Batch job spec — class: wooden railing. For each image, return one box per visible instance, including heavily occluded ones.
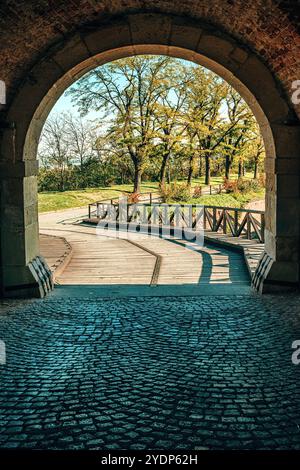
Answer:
[203,206,265,243]
[88,184,225,218]
[87,201,265,243]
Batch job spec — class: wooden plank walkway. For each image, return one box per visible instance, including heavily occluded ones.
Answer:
[39,234,72,277]
[40,225,250,287]
[204,231,265,277]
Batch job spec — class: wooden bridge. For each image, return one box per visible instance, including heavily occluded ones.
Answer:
[87,201,265,243]
[39,202,265,296]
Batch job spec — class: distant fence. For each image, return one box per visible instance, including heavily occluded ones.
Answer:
[87,199,265,243]
[196,184,223,195]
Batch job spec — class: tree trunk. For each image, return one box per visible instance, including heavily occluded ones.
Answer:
[133,165,142,193]
[199,155,203,177]
[205,155,211,185]
[160,155,169,187]
[225,155,231,180]
[60,167,65,192]
[253,159,258,179]
[167,163,171,184]
[238,160,243,179]
[187,155,194,186]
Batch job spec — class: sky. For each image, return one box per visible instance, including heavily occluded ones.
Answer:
[49,89,99,120]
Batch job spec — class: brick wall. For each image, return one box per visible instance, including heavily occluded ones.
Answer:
[0,0,299,117]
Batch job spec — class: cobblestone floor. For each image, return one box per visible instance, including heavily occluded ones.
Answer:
[0,293,300,450]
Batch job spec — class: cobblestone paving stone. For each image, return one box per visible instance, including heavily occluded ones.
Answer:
[0,293,300,450]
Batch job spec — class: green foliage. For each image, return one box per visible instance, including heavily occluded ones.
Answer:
[38,168,66,192]
[223,177,264,194]
[159,183,191,203]
[38,158,134,192]
[189,194,243,208]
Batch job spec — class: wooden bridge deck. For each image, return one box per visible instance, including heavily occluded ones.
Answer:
[40,224,250,288]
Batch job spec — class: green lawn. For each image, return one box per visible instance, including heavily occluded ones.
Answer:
[183,189,265,209]
[38,175,264,213]
[38,183,159,212]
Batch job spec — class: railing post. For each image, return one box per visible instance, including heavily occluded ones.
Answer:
[261,213,265,243]
[223,209,227,234]
[88,204,91,219]
[210,185,212,195]
[247,213,251,239]
[234,210,238,236]
[212,207,217,231]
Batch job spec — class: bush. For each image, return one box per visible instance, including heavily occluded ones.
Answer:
[192,186,203,198]
[223,177,263,194]
[127,192,141,204]
[159,183,191,203]
[38,168,74,192]
[223,179,239,194]
[237,179,252,192]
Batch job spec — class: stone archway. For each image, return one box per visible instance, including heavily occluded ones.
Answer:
[0,13,299,297]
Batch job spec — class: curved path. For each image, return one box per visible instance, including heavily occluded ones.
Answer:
[39,207,250,296]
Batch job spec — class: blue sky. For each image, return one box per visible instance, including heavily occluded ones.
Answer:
[49,90,100,120]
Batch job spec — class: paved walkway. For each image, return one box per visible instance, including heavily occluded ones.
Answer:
[0,293,300,450]
[1,207,298,450]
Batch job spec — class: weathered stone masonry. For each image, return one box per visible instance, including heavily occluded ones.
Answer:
[0,1,299,296]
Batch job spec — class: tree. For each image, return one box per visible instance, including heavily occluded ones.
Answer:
[252,137,265,179]
[38,55,266,193]
[68,55,177,192]
[221,89,254,180]
[242,129,265,179]
[153,64,193,187]
[184,68,229,185]
[38,114,71,191]
[65,114,96,174]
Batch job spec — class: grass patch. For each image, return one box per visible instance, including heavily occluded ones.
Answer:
[38,183,159,213]
[181,189,265,209]
[38,177,264,213]
[185,194,243,208]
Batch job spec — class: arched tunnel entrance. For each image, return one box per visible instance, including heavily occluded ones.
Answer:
[1,13,300,297]
[1,3,300,454]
